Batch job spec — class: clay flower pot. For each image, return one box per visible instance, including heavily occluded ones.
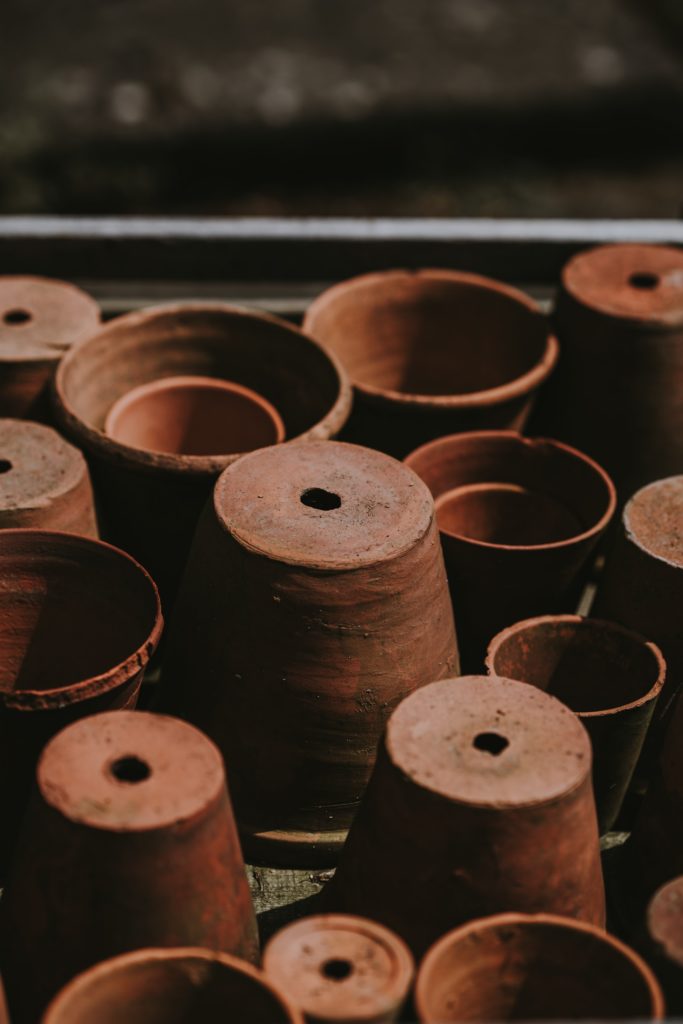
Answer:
[160,440,459,865]
[54,303,351,610]
[0,529,161,876]
[415,913,664,1023]
[644,877,683,1016]
[486,615,665,833]
[405,431,616,671]
[0,276,100,421]
[327,676,605,957]
[263,914,414,1024]
[1,710,259,1024]
[303,269,559,458]
[42,948,303,1024]
[0,419,97,535]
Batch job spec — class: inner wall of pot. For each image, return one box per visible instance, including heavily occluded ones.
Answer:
[305,275,549,396]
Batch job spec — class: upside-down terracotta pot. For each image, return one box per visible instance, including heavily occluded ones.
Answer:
[531,244,683,500]
[263,915,414,1024]
[486,615,665,833]
[42,948,303,1024]
[0,419,97,535]
[0,276,100,421]
[0,529,161,876]
[303,269,559,458]
[1,710,259,1024]
[54,303,351,610]
[415,913,664,1023]
[644,877,683,1015]
[404,432,616,671]
[160,440,459,865]
[326,676,604,957]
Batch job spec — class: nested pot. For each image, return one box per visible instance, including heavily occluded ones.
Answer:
[263,914,414,1024]
[303,269,559,458]
[486,615,665,833]
[0,529,161,876]
[1,711,259,1024]
[53,303,352,610]
[326,676,605,957]
[415,913,664,1023]
[644,877,683,1016]
[42,948,303,1024]
[160,440,459,865]
[404,431,616,671]
[0,276,100,420]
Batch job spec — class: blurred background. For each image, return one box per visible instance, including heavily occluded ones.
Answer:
[1,0,682,218]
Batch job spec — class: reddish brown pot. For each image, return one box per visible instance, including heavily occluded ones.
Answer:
[303,269,559,458]
[644,877,683,1015]
[326,676,604,957]
[42,948,303,1024]
[486,615,665,833]
[405,431,616,671]
[0,276,100,421]
[160,440,459,865]
[54,303,351,611]
[263,915,414,1024]
[415,913,664,1023]
[0,529,161,876]
[530,244,683,500]
[0,419,98,535]
[1,710,259,1024]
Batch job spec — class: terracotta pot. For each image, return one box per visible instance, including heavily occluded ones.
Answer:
[42,948,303,1024]
[530,243,683,500]
[0,529,161,876]
[0,276,100,421]
[160,440,458,865]
[644,877,683,1016]
[54,303,351,611]
[0,419,97,535]
[263,914,414,1024]
[415,913,664,1023]
[1,710,259,1024]
[303,269,559,458]
[326,676,604,957]
[404,431,616,671]
[105,375,285,455]
[486,614,665,833]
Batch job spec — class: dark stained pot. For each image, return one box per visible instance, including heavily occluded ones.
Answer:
[644,877,683,1016]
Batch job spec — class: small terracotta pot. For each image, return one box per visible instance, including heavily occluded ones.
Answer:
[0,529,162,876]
[105,375,285,456]
[531,243,683,500]
[486,615,665,833]
[54,303,351,610]
[0,419,98,535]
[42,948,303,1024]
[303,269,559,458]
[644,877,683,1015]
[415,913,664,1023]
[405,432,616,671]
[0,276,100,421]
[263,915,414,1024]
[160,440,459,865]
[327,676,604,957]
[1,710,259,1024]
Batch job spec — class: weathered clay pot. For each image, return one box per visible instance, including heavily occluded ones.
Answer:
[105,375,285,455]
[42,948,303,1024]
[486,615,665,833]
[0,419,98,535]
[415,913,664,1023]
[0,529,161,876]
[263,914,414,1024]
[1,710,259,1024]
[303,269,559,458]
[405,431,616,670]
[327,676,604,957]
[644,877,683,1016]
[531,243,683,500]
[54,303,351,610]
[0,276,100,420]
[160,440,459,865]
